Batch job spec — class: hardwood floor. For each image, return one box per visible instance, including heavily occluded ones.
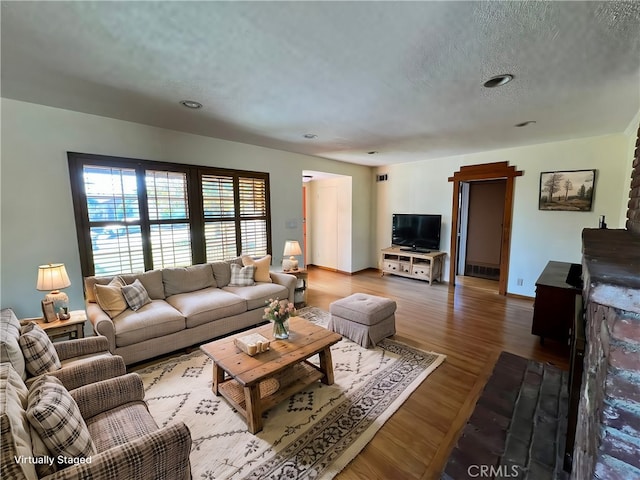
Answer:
[306,266,569,480]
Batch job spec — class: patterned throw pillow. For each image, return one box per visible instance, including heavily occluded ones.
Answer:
[94,276,127,318]
[229,264,256,287]
[26,375,96,467]
[19,323,61,376]
[242,254,273,283]
[121,279,151,311]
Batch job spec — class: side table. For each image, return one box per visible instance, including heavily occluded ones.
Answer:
[279,269,308,308]
[20,310,87,341]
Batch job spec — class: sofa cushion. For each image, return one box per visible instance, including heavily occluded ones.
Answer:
[94,276,128,318]
[229,264,256,286]
[120,270,166,300]
[166,287,247,329]
[19,322,62,376]
[242,254,273,283]
[86,401,158,452]
[113,300,185,348]
[85,269,165,303]
[210,257,243,288]
[0,363,37,480]
[26,375,96,466]
[1,308,26,379]
[122,279,152,311]
[162,264,216,296]
[223,282,290,310]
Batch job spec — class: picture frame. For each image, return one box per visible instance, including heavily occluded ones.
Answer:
[539,169,596,211]
[41,300,57,323]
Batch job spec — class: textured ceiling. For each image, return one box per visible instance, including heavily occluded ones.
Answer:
[2,1,639,167]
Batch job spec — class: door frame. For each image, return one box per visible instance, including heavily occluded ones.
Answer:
[448,162,523,295]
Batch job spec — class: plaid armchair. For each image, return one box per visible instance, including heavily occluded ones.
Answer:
[60,373,192,480]
[1,308,125,391]
[40,336,126,391]
[1,364,191,480]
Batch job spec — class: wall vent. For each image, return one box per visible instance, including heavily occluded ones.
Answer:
[376,174,388,182]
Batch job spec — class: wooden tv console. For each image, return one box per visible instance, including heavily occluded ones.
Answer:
[380,247,446,285]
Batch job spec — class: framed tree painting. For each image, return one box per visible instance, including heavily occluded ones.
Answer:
[539,169,596,211]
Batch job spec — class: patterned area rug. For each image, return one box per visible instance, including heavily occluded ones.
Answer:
[135,307,445,480]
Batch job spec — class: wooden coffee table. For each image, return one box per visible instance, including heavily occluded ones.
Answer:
[200,316,341,433]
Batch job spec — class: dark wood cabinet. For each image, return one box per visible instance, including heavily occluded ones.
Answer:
[532,261,582,344]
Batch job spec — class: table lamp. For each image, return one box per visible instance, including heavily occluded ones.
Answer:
[282,241,302,271]
[37,263,71,319]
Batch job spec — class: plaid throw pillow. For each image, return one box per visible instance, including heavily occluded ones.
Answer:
[229,264,256,286]
[26,375,96,467]
[19,323,61,376]
[121,279,151,311]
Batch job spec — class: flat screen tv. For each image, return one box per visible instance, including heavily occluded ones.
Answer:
[392,214,441,251]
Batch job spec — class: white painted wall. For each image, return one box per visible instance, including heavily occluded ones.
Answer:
[1,98,371,317]
[2,97,635,317]
[375,132,635,297]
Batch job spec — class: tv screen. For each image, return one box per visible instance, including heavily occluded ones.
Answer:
[392,214,441,251]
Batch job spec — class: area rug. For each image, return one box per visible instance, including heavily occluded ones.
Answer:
[135,307,446,480]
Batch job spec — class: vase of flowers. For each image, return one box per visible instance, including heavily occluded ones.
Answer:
[264,298,295,339]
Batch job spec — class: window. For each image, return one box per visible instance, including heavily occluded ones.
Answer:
[69,153,271,277]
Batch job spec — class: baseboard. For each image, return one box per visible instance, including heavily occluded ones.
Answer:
[506,292,534,301]
[306,264,377,276]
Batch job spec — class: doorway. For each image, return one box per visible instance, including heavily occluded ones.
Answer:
[302,170,353,272]
[448,162,523,295]
[458,179,506,283]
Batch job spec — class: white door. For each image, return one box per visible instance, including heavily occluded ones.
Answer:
[315,185,338,269]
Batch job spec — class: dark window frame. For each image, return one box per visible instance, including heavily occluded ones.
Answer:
[68,152,272,277]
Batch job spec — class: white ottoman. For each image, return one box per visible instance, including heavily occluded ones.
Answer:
[328,293,397,348]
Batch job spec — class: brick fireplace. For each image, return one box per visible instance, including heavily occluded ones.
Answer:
[572,127,640,479]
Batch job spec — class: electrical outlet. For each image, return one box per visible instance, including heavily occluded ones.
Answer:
[517,278,524,286]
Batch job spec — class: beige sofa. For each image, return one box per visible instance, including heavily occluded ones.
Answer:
[86,258,296,365]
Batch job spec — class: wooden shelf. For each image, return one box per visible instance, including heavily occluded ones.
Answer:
[217,361,324,415]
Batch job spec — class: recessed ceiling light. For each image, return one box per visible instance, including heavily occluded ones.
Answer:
[303,133,318,139]
[180,100,203,109]
[483,74,514,88]
[367,151,378,155]
[514,120,536,127]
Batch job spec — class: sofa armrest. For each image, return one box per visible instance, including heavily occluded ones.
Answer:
[71,373,145,420]
[54,336,110,361]
[44,422,192,480]
[270,272,297,302]
[46,355,127,391]
[86,302,116,353]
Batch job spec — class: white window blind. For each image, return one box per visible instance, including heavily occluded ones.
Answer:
[146,170,192,268]
[83,165,144,275]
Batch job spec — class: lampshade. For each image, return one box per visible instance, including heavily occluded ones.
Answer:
[37,264,71,320]
[282,241,302,271]
[283,241,303,257]
[36,264,71,291]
